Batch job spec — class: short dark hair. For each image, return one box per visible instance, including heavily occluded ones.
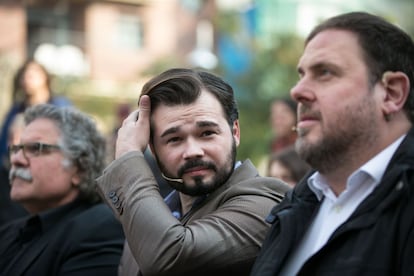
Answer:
[307,12,414,122]
[140,68,239,141]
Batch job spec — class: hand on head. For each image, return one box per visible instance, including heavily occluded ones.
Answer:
[115,95,151,158]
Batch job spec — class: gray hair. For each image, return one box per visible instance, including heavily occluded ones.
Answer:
[24,104,106,203]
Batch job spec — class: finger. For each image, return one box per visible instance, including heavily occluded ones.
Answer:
[123,109,140,125]
[137,95,151,123]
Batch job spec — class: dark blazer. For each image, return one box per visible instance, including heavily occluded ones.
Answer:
[251,128,414,276]
[0,199,125,276]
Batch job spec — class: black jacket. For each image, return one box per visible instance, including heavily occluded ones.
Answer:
[251,128,414,276]
[0,199,125,276]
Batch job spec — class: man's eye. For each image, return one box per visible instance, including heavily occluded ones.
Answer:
[167,137,181,143]
[320,68,330,75]
[25,143,41,154]
[201,130,215,137]
[319,68,334,78]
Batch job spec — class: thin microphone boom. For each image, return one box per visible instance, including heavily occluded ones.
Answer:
[161,173,184,183]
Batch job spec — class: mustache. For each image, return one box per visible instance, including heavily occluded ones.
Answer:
[9,167,33,182]
[298,105,321,120]
[178,159,216,177]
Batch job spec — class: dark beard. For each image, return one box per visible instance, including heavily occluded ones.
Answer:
[296,94,378,173]
[157,140,237,196]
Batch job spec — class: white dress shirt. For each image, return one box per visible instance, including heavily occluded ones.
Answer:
[280,135,405,276]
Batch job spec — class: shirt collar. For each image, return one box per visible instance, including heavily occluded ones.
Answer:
[36,197,85,232]
[359,135,405,183]
[308,134,406,201]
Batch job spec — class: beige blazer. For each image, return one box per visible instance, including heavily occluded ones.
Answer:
[97,151,290,276]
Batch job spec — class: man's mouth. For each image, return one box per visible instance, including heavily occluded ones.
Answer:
[183,166,209,177]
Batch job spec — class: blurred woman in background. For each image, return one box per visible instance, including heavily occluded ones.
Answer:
[0,59,71,170]
[269,98,297,153]
[267,146,311,187]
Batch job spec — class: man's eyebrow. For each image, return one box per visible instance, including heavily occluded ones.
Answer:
[160,121,220,138]
[310,62,329,71]
[160,126,180,138]
[297,61,336,76]
[197,120,220,128]
[308,61,339,71]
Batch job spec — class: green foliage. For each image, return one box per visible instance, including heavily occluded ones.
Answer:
[233,33,304,165]
[51,76,130,135]
[238,33,303,102]
[214,10,244,37]
[236,102,272,164]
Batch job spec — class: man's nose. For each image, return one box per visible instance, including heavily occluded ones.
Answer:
[290,78,315,104]
[182,138,204,159]
[9,148,30,166]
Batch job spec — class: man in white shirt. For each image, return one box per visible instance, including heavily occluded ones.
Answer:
[251,11,414,276]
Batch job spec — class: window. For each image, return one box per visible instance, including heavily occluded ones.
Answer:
[114,15,143,49]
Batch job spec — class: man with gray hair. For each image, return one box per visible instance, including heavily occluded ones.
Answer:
[0,104,125,275]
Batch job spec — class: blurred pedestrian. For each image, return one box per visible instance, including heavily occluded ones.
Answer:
[267,146,311,187]
[0,59,71,172]
[269,97,297,153]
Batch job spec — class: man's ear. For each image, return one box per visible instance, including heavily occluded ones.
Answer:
[380,71,410,117]
[71,172,81,187]
[232,120,241,146]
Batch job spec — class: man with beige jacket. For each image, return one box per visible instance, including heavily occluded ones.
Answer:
[97,68,290,276]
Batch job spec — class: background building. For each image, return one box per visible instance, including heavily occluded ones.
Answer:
[0,0,216,125]
[0,0,413,165]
